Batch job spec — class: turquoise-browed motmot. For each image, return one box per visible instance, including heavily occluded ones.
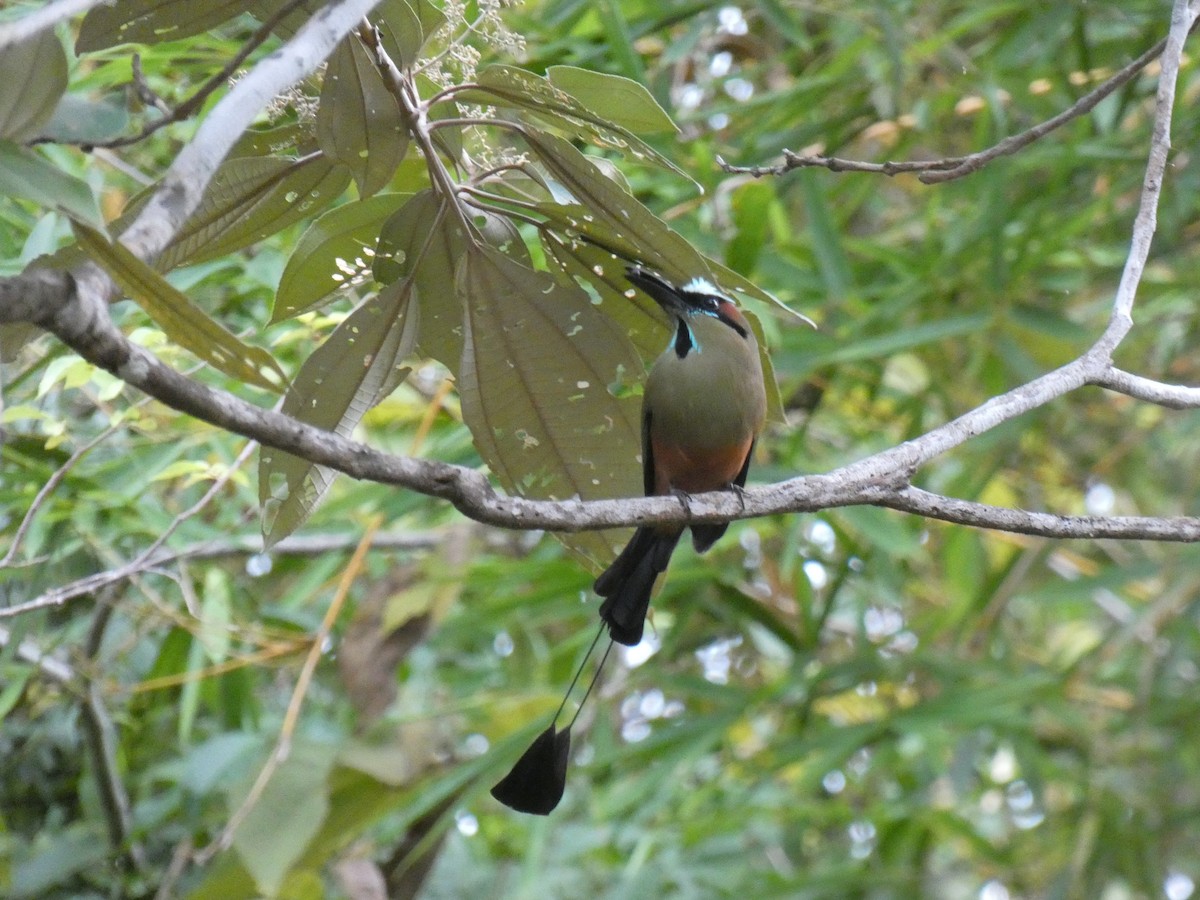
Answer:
[491,266,767,814]
[596,266,767,645]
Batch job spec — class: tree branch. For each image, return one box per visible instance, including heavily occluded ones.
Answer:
[718,29,1176,185]
[0,0,383,325]
[874,486,1200,541]
[3,1,1200,626]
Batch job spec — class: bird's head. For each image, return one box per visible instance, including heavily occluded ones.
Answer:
[625,266,749,338]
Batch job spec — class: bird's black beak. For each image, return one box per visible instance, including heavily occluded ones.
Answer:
[625,266,687,316]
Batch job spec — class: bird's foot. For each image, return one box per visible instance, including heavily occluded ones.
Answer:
[669,487,694,520]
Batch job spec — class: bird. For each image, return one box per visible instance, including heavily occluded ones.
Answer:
[491,265,767,815]
[595,266,767,646]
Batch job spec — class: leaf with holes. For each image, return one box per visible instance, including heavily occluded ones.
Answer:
[524,129,706,282]
[274,192,411,322]
[73,221,286,392]
[260,279,416,545]
[76,0,250,50]
[457,65,686,178]
[457,246,642,562]
[546,65,676,135]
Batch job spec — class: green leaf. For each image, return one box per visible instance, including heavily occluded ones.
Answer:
[460,65,687,178]
[528,129,807,325]
[546,65,677,134]
[726,180,774,275]
[0,142,104,231]
[199,569,233,663]
[260,280,416,545]
[777,314,991,376]
[72,221,287,391]
[800,170,853,300]
[76,0,250,50]
[274,192,411,322]
[457,245,643,562]
[0,668,32,723]
[376,0,425,69]
[10,824,112,898]
[0,28,67,141]
[230,742,337,897]
[157,154,351,271]
[524,129,707,284]
[316,34,409,198]
[539,228,665,363]
[373,190,468,367]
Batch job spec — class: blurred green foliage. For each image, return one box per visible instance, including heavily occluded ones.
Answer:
[3,1,1200,898]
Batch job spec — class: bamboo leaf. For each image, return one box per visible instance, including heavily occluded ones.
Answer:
[0,142,104,231]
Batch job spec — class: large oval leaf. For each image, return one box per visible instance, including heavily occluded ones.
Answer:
[456,246,643,562]
[76,0,250,51]
[376,0,426,70]
[316,34,409,198]
[546,65,677,135]
[457,65,686,178]
[374,190,469,368]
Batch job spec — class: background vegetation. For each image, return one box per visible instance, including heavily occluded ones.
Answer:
[3,1,1200,898]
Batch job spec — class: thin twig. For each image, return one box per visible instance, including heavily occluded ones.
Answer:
[1,419,124,568]
[39,0,317,150]
[0,442,256,618]
[874,486,1200,541]
[79,588,145,872]
[719,33,1171,185]
[1099,0,1199,344]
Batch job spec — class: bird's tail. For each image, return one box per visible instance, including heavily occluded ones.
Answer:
[595,526,681,646]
